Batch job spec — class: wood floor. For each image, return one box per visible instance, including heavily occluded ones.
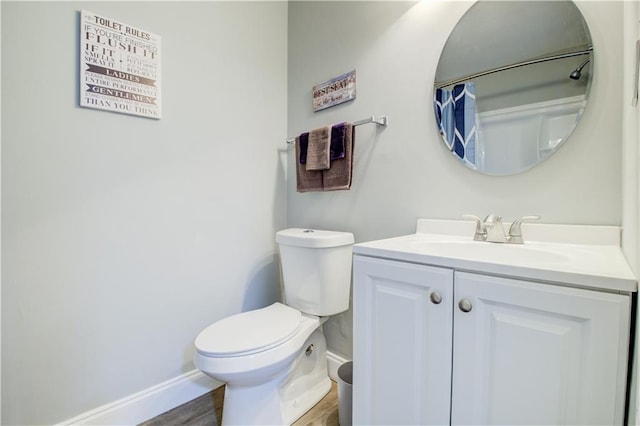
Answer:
[139,381,339,426]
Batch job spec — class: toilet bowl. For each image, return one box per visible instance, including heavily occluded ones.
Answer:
[193,228,354,425]
[194,303,331,425]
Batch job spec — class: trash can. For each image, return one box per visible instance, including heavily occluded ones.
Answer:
[337,361,353,426]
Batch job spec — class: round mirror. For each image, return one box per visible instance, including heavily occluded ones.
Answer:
[433,0,593,175]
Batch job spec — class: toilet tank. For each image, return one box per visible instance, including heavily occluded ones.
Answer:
[276,228,354,316]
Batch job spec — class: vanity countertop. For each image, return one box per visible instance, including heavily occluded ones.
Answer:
[353,219,637,293]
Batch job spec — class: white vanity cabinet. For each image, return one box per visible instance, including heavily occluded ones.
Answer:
[353,256,454,425]
[353,255,632,425]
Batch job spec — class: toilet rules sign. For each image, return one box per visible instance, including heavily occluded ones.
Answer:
[80,10,162,119]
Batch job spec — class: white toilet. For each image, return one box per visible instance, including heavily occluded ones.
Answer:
[193,228,354,425]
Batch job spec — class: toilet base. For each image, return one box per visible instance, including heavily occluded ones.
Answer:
[283,376,331,424]
[221,329,330,425]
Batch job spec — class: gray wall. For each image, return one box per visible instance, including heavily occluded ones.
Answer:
[2,2,287,424]
[287,1,623,357]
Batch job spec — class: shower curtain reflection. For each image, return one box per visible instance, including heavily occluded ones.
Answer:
[434,82,477,168]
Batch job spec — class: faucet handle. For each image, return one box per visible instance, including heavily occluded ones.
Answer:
[508,215,541,244]
[463,214,486,241]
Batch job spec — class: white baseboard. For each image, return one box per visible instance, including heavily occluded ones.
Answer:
[327,349,351,382]
[56,370,221,426]
[56,350,350,425]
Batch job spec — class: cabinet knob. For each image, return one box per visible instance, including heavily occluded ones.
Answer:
[458,299,473,312]
[430,292,442,304]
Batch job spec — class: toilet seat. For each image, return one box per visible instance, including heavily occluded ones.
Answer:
[195,303,302,357]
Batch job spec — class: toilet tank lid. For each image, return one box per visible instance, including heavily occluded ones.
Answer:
[276,228,354,248]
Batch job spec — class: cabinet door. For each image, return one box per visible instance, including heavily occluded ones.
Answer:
[353,256,454,425]
[452,272,631,426]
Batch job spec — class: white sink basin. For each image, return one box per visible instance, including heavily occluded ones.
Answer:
[406,239,572,264]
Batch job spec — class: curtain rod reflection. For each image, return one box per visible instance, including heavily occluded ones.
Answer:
[434,47,593,89]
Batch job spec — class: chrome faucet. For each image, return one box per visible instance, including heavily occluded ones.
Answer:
[464,214,541,244]
[484,214,507,243]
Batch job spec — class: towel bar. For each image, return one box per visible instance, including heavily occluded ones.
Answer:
[286,115,388,144]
